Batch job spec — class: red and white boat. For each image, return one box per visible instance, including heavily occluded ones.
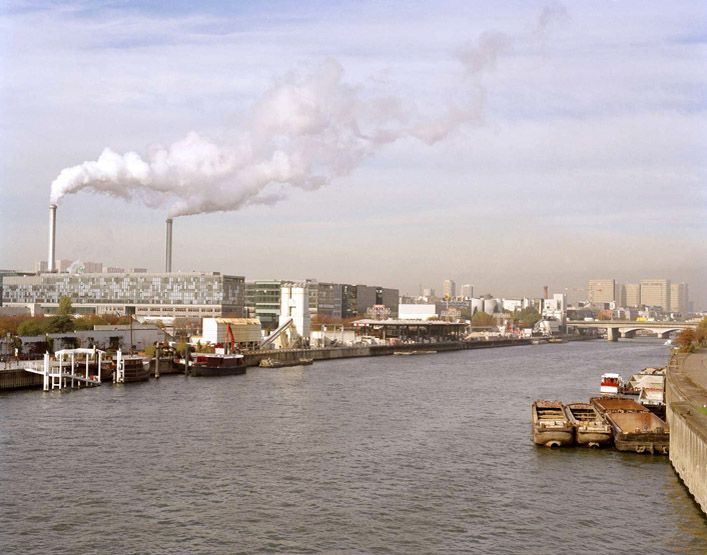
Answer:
[600,373,623,395]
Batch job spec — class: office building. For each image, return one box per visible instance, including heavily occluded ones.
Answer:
[461,284,474,299]
[670,282,689,314]
[625,283,641,307]
[443,279,456,299]
[1,272,245,318]
[640,279,671,311]
[614,283,626,308]
[245,280,283,331]
[587,279,615,304]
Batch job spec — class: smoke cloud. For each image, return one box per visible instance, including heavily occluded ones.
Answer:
[49,5,566,218]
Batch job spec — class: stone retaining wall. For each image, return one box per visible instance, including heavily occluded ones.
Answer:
[665,351,707,515]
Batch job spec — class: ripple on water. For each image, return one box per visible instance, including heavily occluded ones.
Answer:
[1,341,706,554]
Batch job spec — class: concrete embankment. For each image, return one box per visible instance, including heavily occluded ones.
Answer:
[2,336,563,391]
[666,351,707,515]
[245,338,531,366]
[0,367,44,391]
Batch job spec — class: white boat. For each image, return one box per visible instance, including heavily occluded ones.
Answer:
[600,372,623,395]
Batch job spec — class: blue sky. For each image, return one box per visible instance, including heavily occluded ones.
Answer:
[1,1,705,305]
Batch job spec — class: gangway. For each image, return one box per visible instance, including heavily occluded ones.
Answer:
[23,348,106,391]
[260,318,294,349]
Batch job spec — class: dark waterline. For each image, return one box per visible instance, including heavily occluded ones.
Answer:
[1,340,706,554]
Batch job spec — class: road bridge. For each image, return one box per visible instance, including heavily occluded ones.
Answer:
[566,320,696,341]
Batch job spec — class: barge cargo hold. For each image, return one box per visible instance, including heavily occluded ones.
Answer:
[564,402,612,447]
[604,411,670,454]
[590,397,648,416]
[532,400,574,447]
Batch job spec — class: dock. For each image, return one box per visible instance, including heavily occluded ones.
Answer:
[22,349,106,391]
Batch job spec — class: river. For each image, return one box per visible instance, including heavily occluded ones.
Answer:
[1,339,706,554]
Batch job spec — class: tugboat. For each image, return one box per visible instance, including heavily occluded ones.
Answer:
[190,323,247,377]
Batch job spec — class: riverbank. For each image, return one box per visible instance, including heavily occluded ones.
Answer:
[666,350,707,515]
[1,335,597,392]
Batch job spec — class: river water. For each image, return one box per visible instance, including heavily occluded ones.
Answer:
[1,340,706,554]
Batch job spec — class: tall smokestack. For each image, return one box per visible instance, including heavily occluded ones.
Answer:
[48,204,57,272]
[165,218,173,272]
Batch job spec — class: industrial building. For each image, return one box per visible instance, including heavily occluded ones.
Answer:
[352,319,466,342]
[1,272,246,318]
[200,317,262,350]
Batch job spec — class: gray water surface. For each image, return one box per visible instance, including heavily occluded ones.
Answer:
[1,340,706,554]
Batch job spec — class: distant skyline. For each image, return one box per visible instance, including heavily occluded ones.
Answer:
[1,1,705,307]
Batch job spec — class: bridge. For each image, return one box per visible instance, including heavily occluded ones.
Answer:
[566,320,696,341]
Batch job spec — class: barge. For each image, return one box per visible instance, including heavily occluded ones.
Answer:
[190,353,246,377]
[259,357,313,368]
[590,397,669,454]
[532,400,574,447]
[564,402,612,447]
[604,411,669,454]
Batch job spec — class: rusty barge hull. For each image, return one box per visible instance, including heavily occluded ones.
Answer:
[532,400,574,447]
[565,403,612,447]
[605,411,669,455]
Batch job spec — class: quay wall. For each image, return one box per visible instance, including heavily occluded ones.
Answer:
[666,351,707,515]
[1,338,540,390]
[0,368,44,390]
[245,338,531,366]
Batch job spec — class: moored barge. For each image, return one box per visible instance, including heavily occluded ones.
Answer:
[564,402,612,447]
[532,400,574,447]
[604,411,669,454]
[190,353,246,377]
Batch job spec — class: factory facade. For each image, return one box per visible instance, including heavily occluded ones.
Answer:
[1,272,246,318]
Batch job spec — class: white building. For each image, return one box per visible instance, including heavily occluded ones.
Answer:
[280,282,311,341]
[398,304,437,320]
[541,293,567,323]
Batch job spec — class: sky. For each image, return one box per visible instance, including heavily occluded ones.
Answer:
[1,1,705,306]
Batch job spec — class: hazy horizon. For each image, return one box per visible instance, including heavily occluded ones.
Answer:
[1,1,705,307]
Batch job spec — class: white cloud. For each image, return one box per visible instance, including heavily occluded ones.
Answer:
[0,1,705,305]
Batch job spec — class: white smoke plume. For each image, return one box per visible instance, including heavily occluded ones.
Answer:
[49,5,566,218]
